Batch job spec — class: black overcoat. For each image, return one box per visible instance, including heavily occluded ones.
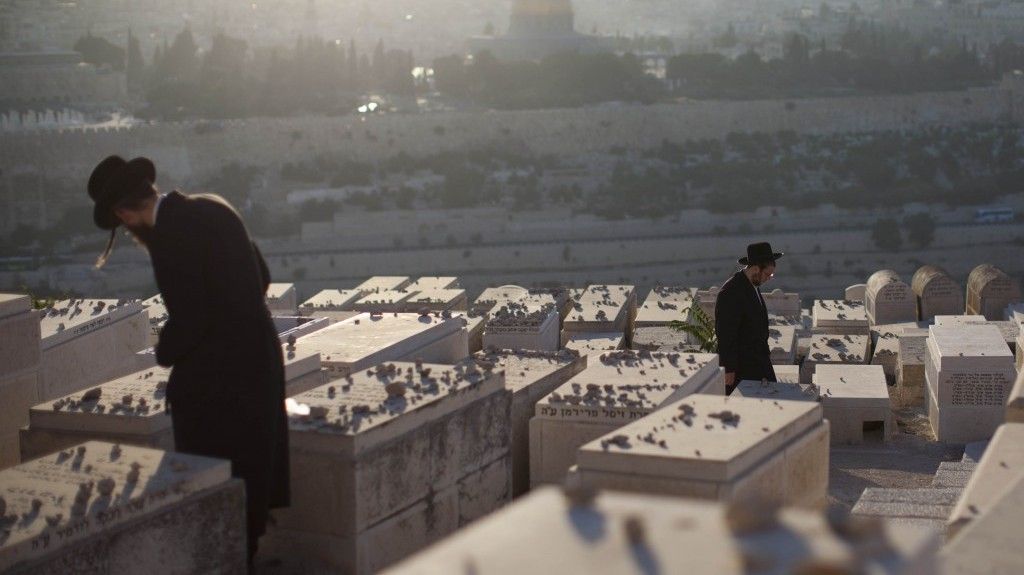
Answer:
[714,271,777,384]
[149,191,289,540]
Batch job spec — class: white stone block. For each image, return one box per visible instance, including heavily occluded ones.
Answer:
[800,334,870,384]
[762,288,801,318]
[635,286,694,326]
[266,282,298,314]
[948,423,1024,538]
[912,265,964,320]
[409,276,460,290]
[734,379,818,402]
[354,276,413,295]
[812,299,869,335]
[140,294,166,347]
[300,289,363,313]
[865,270,918,326]
[482,300,560,352]
[769,325,797,365]
[942,474,1024,575]
[561,331,625,356]
[563,285,637,341]
[814,364,893,444]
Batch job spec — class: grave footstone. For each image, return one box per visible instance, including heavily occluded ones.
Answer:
[473,349,586,496]
[912,265,964,320]
[471,286,530,316]
[800,334,870,384]
[266,360,511,574]
[926,325,1016,443]
[0,294,41,469]
[529,350,723,487]
[774,364,800,384]
[0,441,245,574]
[352,289,418,313]
[576,394,829,507]
[865,270,918,325]
[870,322,924,386]
[814,364,893,444]
[811,299,869,336]
[561,332,625,356]
[966,264,1022,321]
[947,423,1024,538]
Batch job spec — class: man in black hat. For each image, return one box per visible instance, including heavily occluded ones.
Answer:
[87,155,289,564]
[714,242,783,394]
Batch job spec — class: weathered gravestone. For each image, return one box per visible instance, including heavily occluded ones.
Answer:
[912,265,964,320]
[631,326,693,352]
[634,286,694,327]
[762,288,802,318]
[800,334,870,384]
[472,349,586,496]
[408,276,460,290]
[814,364,893,444]
[266,282,298,314]
[0,441,245,574]
[576,394,829,507]
[897,327,930,407]
[293,312,469,379]
[37,299,149,404]
[947,422,1024,538]
[471,286,529,316]
[769,325,797,365]
[926,324,1016,443]
[966,264,1022,321]
[0,294,41,469]
[482,298,560,352]
[404,289,469,312]
[266,361,511,574]
[942,474,1024,575]
[529,350,723,487]
[300,289,363,314]
[865,270,918,326]
[354,276,413,294]
[563,285,637,344]
[811,299,869,336]
[734,379,818,402]
[382,487,938,575]
[844,283,867,302]
[562,332,625,356]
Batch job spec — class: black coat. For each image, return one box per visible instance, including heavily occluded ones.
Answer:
[149,191,289,538]
[714,271,777,383]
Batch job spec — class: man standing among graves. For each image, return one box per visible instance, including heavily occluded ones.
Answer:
[715,242,782,394]
[86,156,289,564]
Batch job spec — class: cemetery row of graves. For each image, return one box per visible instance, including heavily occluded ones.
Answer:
[0,264,1022,573]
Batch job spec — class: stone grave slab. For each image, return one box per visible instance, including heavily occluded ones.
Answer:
[576,394,829,507]
[267,360,511,574]
[912,265,964,320]
[561,332,625,356]
[381,487,938,575]
[947,423,1024,538]
[811,299,869,335]
[845,283,867,302]
[694,287,720,319]
[352,289,418,313]
[21,348,323,460]
[935,315,1019,352]
[277,316,331,345]
[563,285,637,342]
[774,364,800,384]
[897,327,930,407]
[354,276,413,295]
[482,299,560,352]
[762,289,801,318]
[631,326,693,352]
[942,474,1024,575]
[635,286,694,326]
[734,379,818,402]
[769,325,797,365]
[865,270,918,326]
[403,288,469,312]
[0,295,41,469]
[409,276,460,290]
[529,350,722,487]
[266,282,298,314]
[0,293,31,320]
[926,324,1016,443]
[1017,332,1024,372]
[300,289,363,313]
[473,349,586,496]
[869,322,924,386]
[292,313,468,379]
[471,286,531,316]
[814,364,893,444]
[38,299,149,404]
[0,441,244,573]
[458,314,485,353]
[140,294,166,347]
[799,334,870,384]
[966,264,1022,321]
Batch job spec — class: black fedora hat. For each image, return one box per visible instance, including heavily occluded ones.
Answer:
[738,242,784,265]
[87,155,156,230]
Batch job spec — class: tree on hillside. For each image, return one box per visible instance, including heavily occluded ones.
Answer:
[871,218,903,252]
[903,212,936,248]
[74,34,125,70]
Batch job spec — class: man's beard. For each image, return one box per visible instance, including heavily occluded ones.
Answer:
[123,223,156,249]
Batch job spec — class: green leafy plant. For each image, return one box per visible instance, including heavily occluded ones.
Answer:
[668,303,717,353]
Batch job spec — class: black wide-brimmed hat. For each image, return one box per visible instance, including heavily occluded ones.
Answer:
[87,155,156,230]
[738,242,784,266]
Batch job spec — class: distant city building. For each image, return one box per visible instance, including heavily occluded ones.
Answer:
[467,0,609,61]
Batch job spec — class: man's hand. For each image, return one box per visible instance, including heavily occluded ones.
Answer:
[724,372,736,388]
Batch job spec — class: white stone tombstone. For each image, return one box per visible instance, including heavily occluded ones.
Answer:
[37,299,149,404]
[20,348,323,460]
[631,326,693,352]
[408,276,460,290]
[811,299,869,336]
[912,265,964,320]
[300,289,363,313]
[694,286,720,319]
[0,294,40,469]
[529,350,723,487]
[382,487,938,575]
[459,314,485,353]
[277,315,331,344]
[947,423,1024,538]
[561,332,625,356]
[734,379,818,402]
[774,364,801,384]
[800,334,870,384]
[926,325,1016,443]
[266,282,298,314]
[473,349,586,496]
[943,474,1024,575]
[352,289,418,313]
[576,394,829,507]
[482,299,560,352]
[293,313,469,379]
[471,285,530,316]
[354,276,413,295]
[844,283,867,302]
[635,286,694,326]
[140,294,166,347]
[934,315,1019,351]
[404,288,469,312]
[897,327,930,407]
[769,325,797,365]
[814,364,893,444]
[0,441,245,573]
[870,322,923,386]
[563,285,637,342]
[762,288,801,318]
[865,270,918,326]
[966,264,1022,321]
[267,361,511,574]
